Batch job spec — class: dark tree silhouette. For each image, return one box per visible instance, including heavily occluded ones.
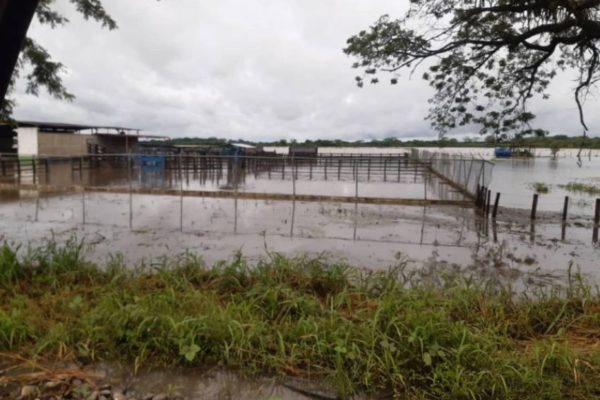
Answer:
[344,0,600,141]
[1,0,117,119]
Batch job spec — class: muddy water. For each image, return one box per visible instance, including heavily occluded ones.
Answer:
[0,191,598,286]
[265,147,600,215]
[91,364,327,400]
[0,157,466,202]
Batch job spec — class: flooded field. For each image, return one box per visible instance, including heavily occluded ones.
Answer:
[1,190,598,286]
[1,151,600,400]
[0,150,599,287]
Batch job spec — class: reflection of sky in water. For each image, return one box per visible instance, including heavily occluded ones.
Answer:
[491,157,600,214]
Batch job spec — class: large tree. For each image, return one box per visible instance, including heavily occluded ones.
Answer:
[0,0,117,120]
[344,0,600,141]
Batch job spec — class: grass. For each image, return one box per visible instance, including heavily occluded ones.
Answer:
[558,182,600,196]
[531,182,551,194]
[1,239,600,399]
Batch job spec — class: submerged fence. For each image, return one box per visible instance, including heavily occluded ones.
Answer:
[411,149,494,199]
[0,152,483,205]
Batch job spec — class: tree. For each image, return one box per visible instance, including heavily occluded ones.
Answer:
[344,1,600,141]
[0,0,117,120]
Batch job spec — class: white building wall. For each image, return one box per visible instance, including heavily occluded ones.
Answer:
[17,127,39,156]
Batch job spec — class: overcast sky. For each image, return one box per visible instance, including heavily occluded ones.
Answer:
[12,0,600,141]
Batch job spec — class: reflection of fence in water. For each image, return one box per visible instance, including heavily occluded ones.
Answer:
[0,153,472,201]
[411,149,494,198]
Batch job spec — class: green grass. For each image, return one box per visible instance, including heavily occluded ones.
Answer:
[531,182,551,194]
[558,182,600,196]
[1,239,600,399]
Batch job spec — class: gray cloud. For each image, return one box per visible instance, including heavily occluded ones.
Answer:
[12,0,600,140]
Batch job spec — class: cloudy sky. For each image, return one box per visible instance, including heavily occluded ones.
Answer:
[12,0,600,141]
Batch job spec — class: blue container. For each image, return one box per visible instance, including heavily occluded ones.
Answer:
[494,147,513,158]
[138,155,166,171]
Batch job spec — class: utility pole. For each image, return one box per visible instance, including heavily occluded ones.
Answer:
[0,0,41,104]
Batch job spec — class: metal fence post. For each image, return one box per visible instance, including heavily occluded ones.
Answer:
[180,153,184,232]
[128,153,133,230]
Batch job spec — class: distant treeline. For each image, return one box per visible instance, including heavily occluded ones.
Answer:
[147,135,600,149]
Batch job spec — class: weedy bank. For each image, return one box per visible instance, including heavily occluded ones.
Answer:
[0,239,599,399]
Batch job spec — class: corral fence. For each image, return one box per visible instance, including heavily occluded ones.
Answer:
[0,152,465,197]
[410,149,494,199]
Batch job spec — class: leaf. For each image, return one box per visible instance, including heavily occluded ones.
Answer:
[180,344,201,362]
[422,352,432,367]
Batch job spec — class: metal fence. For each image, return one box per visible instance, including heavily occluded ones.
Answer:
[411,149,494,198]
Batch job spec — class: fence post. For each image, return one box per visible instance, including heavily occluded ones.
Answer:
[234,188,238,234]
[531,193,539,220]
[593,199,600,243]
[0,158,5,176]
[562,196,569,222]
[32,156,37,183]
[128,153,133,230]
[34,193,39,222]
[492,192,501,219]
[82,187,86,225]
[180,153,184,232]
[486,189,492,216]
[354,162,359,240]
[423,169,428,201]
[384,158,388,182]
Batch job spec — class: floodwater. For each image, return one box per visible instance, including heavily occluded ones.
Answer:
[0,190,598,286]
[492,157,600,214]
[0,155,465,201]
[0,151,599,287]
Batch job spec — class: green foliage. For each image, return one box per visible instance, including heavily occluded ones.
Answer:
[0,241,599,398]
[344,1,600,137]
[1,0,118,118]
[558,182,600,196]
[153,134,600,150]
[531,182,551,194]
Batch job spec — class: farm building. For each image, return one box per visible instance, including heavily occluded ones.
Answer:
[289,145,318,158]
[0,121,167,156]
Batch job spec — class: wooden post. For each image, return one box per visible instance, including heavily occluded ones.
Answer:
[16,157,21,182]
[180,153,184,232]
[492,192,501,220]
[486,189,492,216]
[337,158,341,180]
[34,193,39,222]
[128,154,133,230]
[593,199,600,243]
[82,187,86,225]
[383,158,388,182]
[234,188,238,234]
[324,157,328,180]
[397,158,401,182]
[531,193,539,220]
[367,158,371,181]
[562,196,569,222]
[309,160,313,180]
[423,170,427,200]
[31,156,37,184]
